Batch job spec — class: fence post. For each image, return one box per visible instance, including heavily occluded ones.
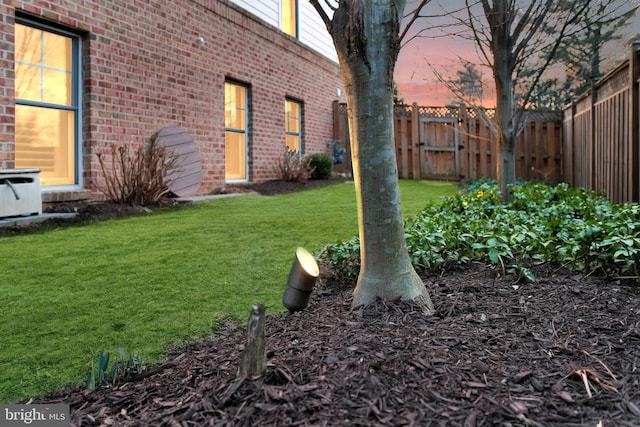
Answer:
[458,105,467,180]
[590,79,598,193]
[564,101,575,186]
[630,41,640,202]
[398,108,410,178]
[563,99,576,187]
[411,102,420,179]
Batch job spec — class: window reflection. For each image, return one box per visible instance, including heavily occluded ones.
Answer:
[225,82,248,181]
[15,105,75,186]
[285,99,301,152]
[15,24,72,106]
[14,23,76,186]
[282,0,297,38]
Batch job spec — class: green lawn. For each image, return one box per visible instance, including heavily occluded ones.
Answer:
[0,179,456,402]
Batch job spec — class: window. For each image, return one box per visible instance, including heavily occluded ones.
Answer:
[281,0,298,38]
[225,82,248,181]
[285,99,302,153]
[14,21,80,187]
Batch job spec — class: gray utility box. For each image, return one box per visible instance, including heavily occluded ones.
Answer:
[0,168,42,218]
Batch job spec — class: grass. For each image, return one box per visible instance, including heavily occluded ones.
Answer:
[0,179,456,403]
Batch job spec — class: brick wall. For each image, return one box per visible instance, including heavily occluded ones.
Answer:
[0,0,344,200]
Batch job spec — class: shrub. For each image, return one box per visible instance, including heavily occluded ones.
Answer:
[318,238,360,288]
[274,148,314,182]
[97,135,178,206]
[319,181,640,284]
[308,153,333,180]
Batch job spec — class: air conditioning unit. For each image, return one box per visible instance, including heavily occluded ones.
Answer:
[0,169,42,218]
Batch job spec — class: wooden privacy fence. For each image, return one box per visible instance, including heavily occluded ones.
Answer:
[563,43,640,204]
[332,101,563,183]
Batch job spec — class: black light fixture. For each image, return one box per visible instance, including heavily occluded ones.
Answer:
[282,247,319,313]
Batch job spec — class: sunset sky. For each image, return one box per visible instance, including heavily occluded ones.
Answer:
[394,0,640,107]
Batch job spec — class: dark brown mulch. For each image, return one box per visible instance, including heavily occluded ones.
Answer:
[210,177,349,196]
[35,264,640,426]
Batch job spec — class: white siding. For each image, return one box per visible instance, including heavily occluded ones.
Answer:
[228,0,279,26]
[298,1,336,62]
[228,0,337,62]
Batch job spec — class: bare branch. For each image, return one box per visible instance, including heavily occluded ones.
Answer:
[512,0,555,61]
[511,0,542,42]
[516,0,594,115]
[400,0,485,47]
[322,0,337,12]
[309,0,333,28]
[399,0,432,43]
[467,0,492,67]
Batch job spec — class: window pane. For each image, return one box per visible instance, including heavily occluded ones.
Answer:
[286,100,299,119]
[43,69,72,105]
[15,24,41,64]
[15,62,42,102]
[286,134,299,152]
[225,131,246,180]
[225,82,248,181]
[286,100,300,133]
[43,31,72,71]
[15,24,73,106]
[287,115,299,133]
[229,108,245,130]
[232,85,246,109]
[282,0,297,37]
[225,82,246,130]
[15,23,78,188]
[15,105,75,186]
[285,99,301,153]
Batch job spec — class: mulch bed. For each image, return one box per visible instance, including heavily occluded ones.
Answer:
[34,264,640,426]
[210,177,350,196]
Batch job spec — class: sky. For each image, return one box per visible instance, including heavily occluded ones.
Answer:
[394,0,640,107]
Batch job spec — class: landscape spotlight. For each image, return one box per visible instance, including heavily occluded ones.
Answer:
[282,247,319,313]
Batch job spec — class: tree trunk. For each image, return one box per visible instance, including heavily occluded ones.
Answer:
[328,0,433,312]
[495,130,516,203]
[494,71,516,203]
[490,1,517,203]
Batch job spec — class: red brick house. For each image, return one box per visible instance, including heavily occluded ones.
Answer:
[0,0,344,203]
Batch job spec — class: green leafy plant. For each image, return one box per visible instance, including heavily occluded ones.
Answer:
[320,180,640,284]
[318,238,360,287]
[87,347,144,389]
[308,153,333,180]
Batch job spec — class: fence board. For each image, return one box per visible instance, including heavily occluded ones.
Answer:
[397,114,410,179]
[411,104,420,179]
[333,103,562,184]
[562,42,640,203]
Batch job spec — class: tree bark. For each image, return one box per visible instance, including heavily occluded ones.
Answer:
[488,0,517,203]
[494,66,517,203]
[322,0,433,312]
